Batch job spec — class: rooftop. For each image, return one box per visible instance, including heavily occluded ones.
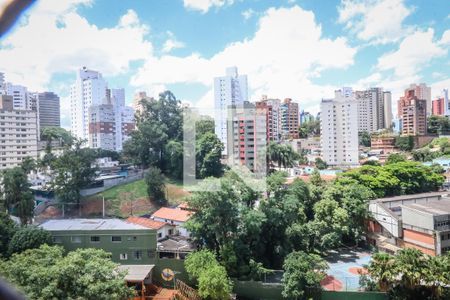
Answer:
[151,207,193,222]
[371,191,448,204]
[40,218,149,231]
[117,265,154,282]
[157,236,195,252]
[126,216,168,230]
[403,199,450,216]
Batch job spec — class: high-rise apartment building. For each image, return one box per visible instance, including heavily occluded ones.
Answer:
[320,88,359,167]
[37,92,60,128]
[227,101,266,173]
[133,91,153,115]
[398,84,431,117]
[354,87,391,133]
[383,91,393,129]
[70,67,107,141]
[255,96,281,142]
[432,97,445,116]
[0,95,38,170]
[88,88,135,151]
[300,111,314,125]
[401,98,427,136]
[281,98,299,139]
[214,67,248,155]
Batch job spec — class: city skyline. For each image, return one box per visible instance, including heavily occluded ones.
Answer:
[0,0,449,129]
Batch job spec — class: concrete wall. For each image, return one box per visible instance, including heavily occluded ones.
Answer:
[402,206,434,231]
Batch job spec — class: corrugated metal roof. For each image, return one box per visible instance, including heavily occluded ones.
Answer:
[40,218,149,231]
[117,265,155,282]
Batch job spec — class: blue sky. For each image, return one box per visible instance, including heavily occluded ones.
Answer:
[0,0,449,128]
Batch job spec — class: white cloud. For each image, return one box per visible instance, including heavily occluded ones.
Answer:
[0,1,152,91]
[377,28,448,77]
[242,9,255,20]
[132,6,357,114]
[183,0,234,13]
[338,0,413,44]
[162,31,185,53]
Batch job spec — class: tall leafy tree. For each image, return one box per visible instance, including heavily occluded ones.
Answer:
[281,251,327,299]
[144,166,166,206]
[196,132,223,178]
[50,140,97,211]
[0,212,17,257]
[0,167,34,224]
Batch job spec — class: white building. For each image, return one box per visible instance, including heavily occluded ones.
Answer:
[150,207,193,237]
[88,88,134,151]
[0,95,38,170]
[70,67,107,141]
[383,91,393,129]
[214,67,248,155]
[320,88,359,167]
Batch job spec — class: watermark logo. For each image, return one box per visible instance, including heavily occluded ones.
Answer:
[182,106,267,192]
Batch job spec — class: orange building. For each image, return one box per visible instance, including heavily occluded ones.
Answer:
[432,97,445,116]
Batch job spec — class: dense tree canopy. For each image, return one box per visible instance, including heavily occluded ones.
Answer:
[428,115,450,135]
[281,251,327,299]
[0,245,133,300]
[145,166,166,206]
[8,226,52,256]
[0,167,34,224]
[185,250,233,300]
[395,136,415,151]
[0,212,17,257]
[50,141,97,209]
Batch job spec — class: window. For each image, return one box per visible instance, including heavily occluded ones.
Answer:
[133,250,143,260]
[158,233,162,238]
[168,229,173,235]
[111,236,122,242]
[53,236,63,243]
[71,236,82,243]
[120,253,128,260]
[90,236,100,243]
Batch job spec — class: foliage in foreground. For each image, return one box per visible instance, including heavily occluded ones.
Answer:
[185,249,233,300]
[281,251,327,299]
[362,249,450,300]
[7,226,52,256]
[0,245,133,300]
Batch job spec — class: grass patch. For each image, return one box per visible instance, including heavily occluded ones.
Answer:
[82,177,191,218]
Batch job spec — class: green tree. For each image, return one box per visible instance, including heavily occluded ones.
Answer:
[267,142,299,169]
[0,212,17,257]
[428,115,450,135]
[281,251,327,299]
[395,136,414,151]
[196,132,224,178]
[50,141,97,211]
[386,153,407,164]
[299,119,320,138]
[8,226,52,255]
[144,166,166,206]
[196,118,215,137]
[0,167,34,224]
[0,245,133,300]
[185,250,233,300]
[359,131,371,147]
[315,157,327,170]
[367,252,396,292]
[164,140,183,179]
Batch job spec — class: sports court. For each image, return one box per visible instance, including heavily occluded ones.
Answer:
[321,248,372,291]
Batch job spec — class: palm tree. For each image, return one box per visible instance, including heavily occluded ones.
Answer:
[394,248,427,291]
[367,252,396,292]
[423,254,449,299]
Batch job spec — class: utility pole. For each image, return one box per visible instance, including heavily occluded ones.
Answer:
[102,196,105,218]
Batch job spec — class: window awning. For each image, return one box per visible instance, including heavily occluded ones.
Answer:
[117,264,155,282]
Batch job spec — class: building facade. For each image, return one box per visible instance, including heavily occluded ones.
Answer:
[227,101,267,173]
[133,91,153,115]
[88,88,135,151]
[37,92,60,128]
[0,95,38,170]
[320,88,359,167]
[355,88,391,133]
[214,67,248,155]
[368,192,450,256]
[255,96,281,142]
[432,97,445,116]
[40,218,157,264]
[408,83,432,115]
[70,67,107,141]
[383,91,393,129]
[281,98,299,139]
[401,98,427,136]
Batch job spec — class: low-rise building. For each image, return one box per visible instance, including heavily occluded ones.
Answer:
[368,192,450,256]
[150,207,193,237]
[39,218,157,264]
[126,216,175,241]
